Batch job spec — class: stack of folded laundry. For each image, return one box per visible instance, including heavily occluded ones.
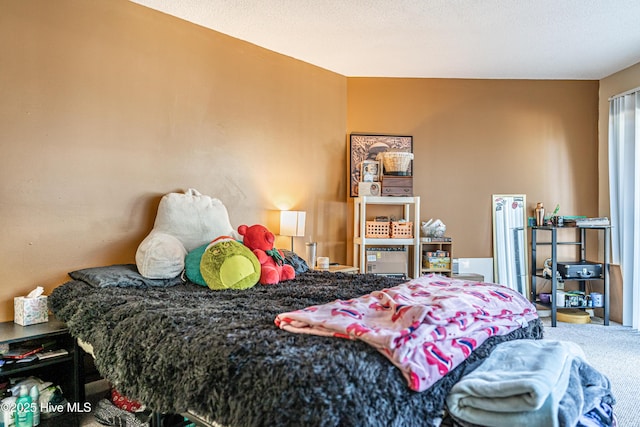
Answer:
[445,340,616,427]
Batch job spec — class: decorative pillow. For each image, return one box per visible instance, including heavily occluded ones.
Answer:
[200,238,260,290]
[68,264,183,288]
[152,189,237,251]
[281,249,310,275]
[185,243,208,287]
[135,188,239,279]
[136,233,187,279]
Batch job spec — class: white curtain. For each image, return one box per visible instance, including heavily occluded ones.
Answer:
[608,92,640,329]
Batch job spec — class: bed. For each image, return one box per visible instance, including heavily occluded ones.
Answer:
[49,266,542,427]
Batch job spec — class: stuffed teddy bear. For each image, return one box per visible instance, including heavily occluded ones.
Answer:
[185,236,260,290]
[136,188,238,279]
[238,224,296,285]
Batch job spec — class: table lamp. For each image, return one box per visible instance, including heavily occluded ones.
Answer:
[280,210,306,252]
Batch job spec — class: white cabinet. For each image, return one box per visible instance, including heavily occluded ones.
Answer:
[352,196,421,278]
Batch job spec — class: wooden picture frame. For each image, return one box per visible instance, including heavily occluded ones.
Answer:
[349,134,413,197]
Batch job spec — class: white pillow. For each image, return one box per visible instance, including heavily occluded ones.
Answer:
[136,233,187,279]
[135,188,237,279]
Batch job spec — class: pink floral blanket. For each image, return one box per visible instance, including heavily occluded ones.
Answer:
[275,274,538,392]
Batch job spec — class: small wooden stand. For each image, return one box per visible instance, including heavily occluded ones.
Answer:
[381,175,413,196]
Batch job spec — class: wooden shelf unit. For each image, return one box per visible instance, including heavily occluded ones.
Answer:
[353,196,421,278]
[420,238,453,276]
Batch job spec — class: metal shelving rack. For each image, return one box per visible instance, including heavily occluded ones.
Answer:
[530,225,610,327]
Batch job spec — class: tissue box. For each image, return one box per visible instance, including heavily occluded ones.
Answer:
[14,296,49,326]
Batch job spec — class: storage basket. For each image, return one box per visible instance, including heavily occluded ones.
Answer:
[366,221,390,238]
[376,152,414,176]
[390,221,413,238]
[423,256,451,270]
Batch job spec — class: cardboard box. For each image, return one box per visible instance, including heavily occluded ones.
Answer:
[426,251,449,257]
[366,248,408,276]
[14,296,49,326]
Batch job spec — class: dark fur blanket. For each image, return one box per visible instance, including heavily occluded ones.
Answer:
[49,271,543,427]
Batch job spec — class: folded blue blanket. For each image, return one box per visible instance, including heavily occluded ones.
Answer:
[446,339,614,427]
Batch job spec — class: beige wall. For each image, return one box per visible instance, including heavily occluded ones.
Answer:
[0,0,610,323]
[598,61,640,324]
[347,78,600,260]
[0,0,347,321]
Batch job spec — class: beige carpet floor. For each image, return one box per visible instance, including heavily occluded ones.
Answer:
[542,315,640,426]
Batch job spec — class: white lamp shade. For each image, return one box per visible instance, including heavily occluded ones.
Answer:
[280,211,306,237]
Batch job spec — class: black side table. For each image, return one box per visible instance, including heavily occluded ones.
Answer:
[1,316,83,425]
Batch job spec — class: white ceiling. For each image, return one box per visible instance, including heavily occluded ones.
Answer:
[130,0,640,80]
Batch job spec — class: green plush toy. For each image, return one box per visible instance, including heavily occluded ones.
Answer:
[196,237,261,290]
[185,243,209,286]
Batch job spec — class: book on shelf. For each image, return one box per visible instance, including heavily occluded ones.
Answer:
[2,345,44,359]
[15,355,39,364]
[36,348,69,360]
[576,217,610,227]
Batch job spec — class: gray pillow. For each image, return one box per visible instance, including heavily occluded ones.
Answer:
[281,249,310,275]
[68,264,183,288]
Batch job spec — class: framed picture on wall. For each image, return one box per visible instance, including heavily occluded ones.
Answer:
[349,134,413,197]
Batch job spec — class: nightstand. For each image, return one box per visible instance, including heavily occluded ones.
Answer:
[314,264,359,274]
[0,317,83,425]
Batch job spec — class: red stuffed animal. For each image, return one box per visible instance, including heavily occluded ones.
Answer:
[238,224,296,285]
